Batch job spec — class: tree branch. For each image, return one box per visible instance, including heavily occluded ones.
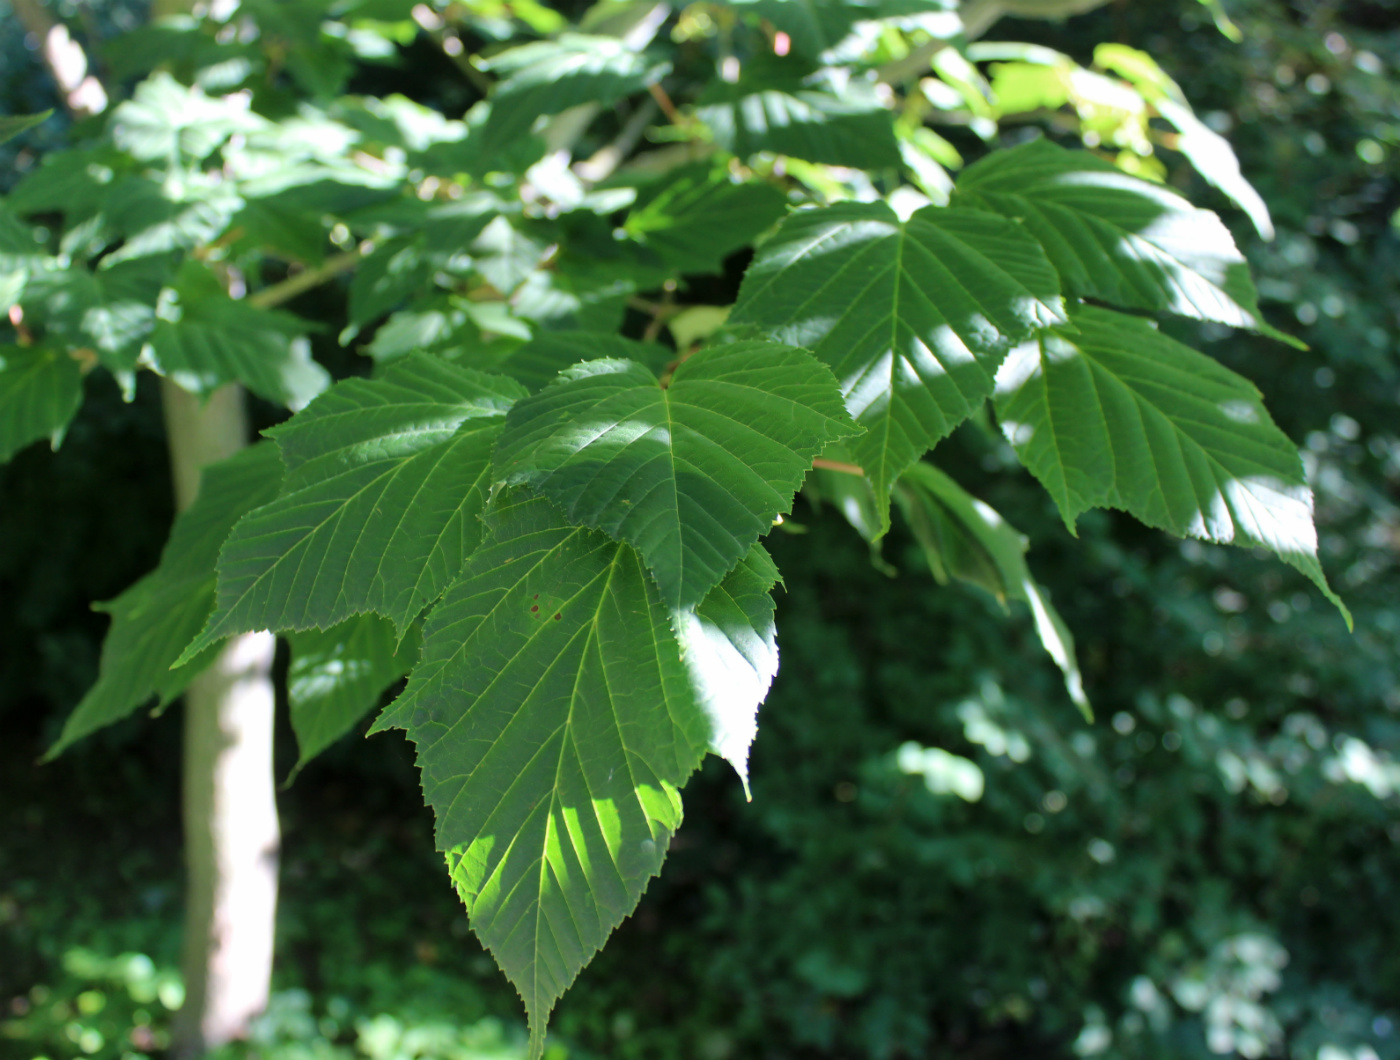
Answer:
[247,252,361,310]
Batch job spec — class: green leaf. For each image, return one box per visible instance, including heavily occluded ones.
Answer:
[493,339,858,609]
[144,273,330,409]
[670,542,781,793]
[348,234,431,327]
[178,357,527,660]
[0,347,84,463]
[729,0,957,60]
[696,77,902,169]
[111,72,264,165]
[286,614,420,779]
[730,201,1064,529]
[25,257,168,373]
[623,165,789,275]
[367,492,712,1055]
[496,331,673,393]
[480,35,670,157]
[954,139,1289,341]
[45,444,285,759]
[993,305,1349,627]
[894,462,1089,717]
[0,111,51,145]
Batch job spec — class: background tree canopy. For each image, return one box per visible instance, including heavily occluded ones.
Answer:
[1,1,1398,1060]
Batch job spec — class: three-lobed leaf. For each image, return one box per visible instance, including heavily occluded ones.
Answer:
[180,357,527,659]
[370,492,712,1057]
[731,200,1064,529]
[493,339,858,610]
[994,305,1348,625]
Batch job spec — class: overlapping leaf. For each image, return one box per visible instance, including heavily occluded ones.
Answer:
[623,165,789,275]
[46,444,285,759]
[0,347,84,463]
[493,339,858,609]
[955,139,1289,340]
[479,35,670,158]
[731,201,1064,527]
[696,77,902,169]
[179,357,527,659]
[370,492,776,1057]
[0,111,50,145]
[496,331,672,393]
[994,305,1348,624]
[286,614,420,779]
[894,462,1089,716]
[143,266,329,408]
[24,257,168,373]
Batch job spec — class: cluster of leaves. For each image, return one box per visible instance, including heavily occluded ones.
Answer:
[0,0,1363,1053]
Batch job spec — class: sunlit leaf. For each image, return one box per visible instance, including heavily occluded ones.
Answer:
[993,305,1348,626]
[731,200,1063,529]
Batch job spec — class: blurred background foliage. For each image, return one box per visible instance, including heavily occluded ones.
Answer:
[1,1,1398,1059]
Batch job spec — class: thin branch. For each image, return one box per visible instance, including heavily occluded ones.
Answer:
[247,252,361,310]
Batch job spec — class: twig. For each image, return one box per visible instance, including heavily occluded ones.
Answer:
[248,251,361,310]
[647,82,684,126]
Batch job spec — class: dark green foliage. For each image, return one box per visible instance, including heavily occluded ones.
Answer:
[2,0,1397,1058]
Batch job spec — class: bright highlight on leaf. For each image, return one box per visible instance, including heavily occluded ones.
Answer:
[179,357,527,660]
[955,139,1292,343]
[370,492,720,1057]
[731,201,1064,529]
[994,305,1349,626]
[46,444,284,759]
[493,340,858,610]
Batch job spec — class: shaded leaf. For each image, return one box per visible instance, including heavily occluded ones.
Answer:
[179,357,527,658]
[496,330,672,392]
[623,165,788,275]
[45,444,284,758]
[894,462,1089,717]
[494,339,858,609]
[0,347,84,463]
[993,305,1348,625]
[696,77,902,169]
[144,277,330,409]
[0,111,52,145]
[286,614,420,778]
[731,200,1063,528]
[480,35,670,157]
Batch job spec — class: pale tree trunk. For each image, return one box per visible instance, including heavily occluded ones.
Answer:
[162,381,280,1060]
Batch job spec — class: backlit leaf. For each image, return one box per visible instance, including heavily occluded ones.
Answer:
[369,492,709,1056]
